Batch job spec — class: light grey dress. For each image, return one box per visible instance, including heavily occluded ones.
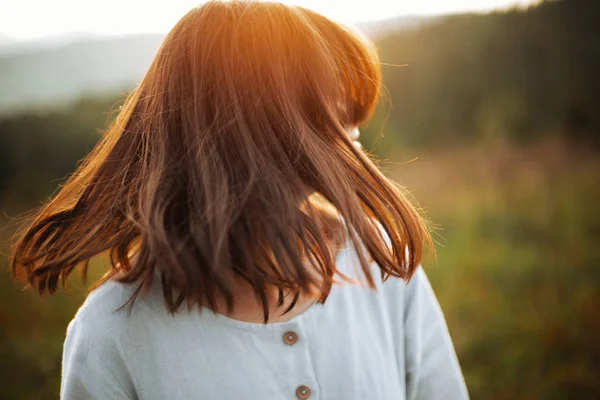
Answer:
[61,240,469,400]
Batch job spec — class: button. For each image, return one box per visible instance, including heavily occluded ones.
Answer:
[296,385,311,399]
[283,330,298,345]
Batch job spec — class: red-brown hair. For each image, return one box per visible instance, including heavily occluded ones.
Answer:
[11,1,432,321]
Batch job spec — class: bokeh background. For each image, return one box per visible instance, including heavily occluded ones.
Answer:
[1,0,599,398]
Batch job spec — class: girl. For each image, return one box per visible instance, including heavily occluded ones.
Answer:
[11,1,468,399]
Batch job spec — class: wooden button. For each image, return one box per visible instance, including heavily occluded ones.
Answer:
[283,330,298,345]
[296,385,311,399]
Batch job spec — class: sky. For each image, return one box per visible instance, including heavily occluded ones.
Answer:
[1,0,539,41]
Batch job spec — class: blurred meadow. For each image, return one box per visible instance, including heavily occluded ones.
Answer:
[1,0,600,399]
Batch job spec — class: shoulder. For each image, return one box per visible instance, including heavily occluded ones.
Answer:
[63,279,165,380]
[335,217,412,287]
[62,280,143,399]
[334,219,437,315]
[67,278,165,349]
[73,279,139,326]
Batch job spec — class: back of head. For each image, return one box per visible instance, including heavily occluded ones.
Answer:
[11,1,432,322]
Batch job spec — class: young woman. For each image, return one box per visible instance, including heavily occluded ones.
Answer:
[11,1,468,399]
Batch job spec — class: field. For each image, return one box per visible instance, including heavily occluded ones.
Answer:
[399,139,600,399]
[1,137,598,399]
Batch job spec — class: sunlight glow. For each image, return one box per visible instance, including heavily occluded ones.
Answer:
[1,0,539,41]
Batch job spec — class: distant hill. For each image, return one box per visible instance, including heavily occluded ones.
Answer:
[0,35,164,116]
[355,15,432,37]
[0,34,15,47]
[0,16,427,116]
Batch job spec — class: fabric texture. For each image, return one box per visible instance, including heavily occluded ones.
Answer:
[61,240,469,400]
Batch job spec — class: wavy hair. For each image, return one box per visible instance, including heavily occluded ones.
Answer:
[11,1,432,322]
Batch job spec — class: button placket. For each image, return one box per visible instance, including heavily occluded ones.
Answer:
[280,321,319,399]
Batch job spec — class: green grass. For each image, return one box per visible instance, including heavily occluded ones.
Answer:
[395,139,600,399]
[1,138,599,399]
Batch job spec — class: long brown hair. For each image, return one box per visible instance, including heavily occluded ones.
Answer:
[11,1,432,322]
